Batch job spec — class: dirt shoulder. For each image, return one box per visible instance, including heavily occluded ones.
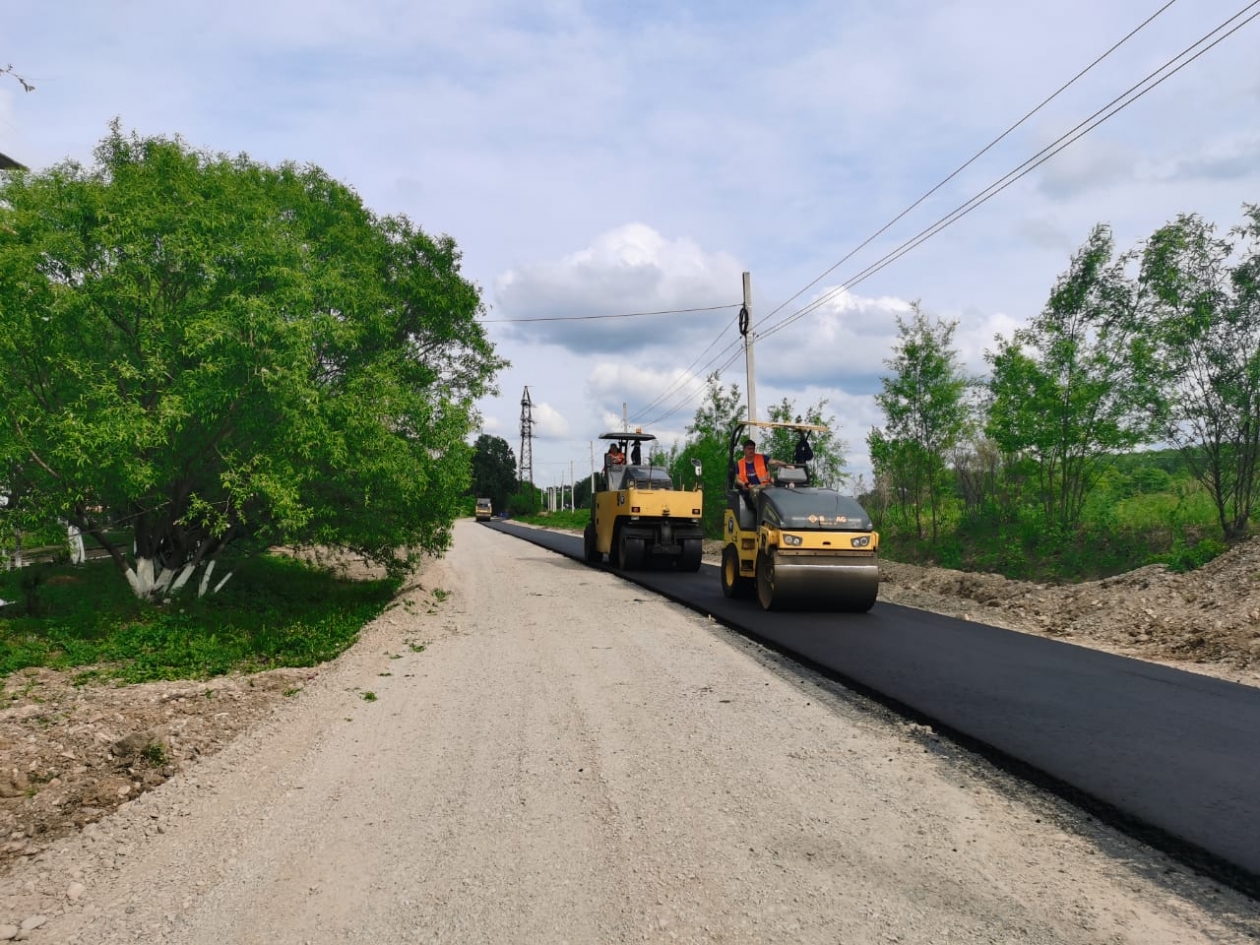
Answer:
[2,528,1258,886]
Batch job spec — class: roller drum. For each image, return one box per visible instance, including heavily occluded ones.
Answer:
[760,552,879,612]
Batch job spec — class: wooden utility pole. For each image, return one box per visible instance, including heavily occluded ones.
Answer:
[741,272,757,423]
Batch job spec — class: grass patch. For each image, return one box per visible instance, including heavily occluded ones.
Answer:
[0,552,400,684]
[512,509,589,530]
[140,742,168,766]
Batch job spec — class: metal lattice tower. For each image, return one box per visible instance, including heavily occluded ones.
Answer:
[518,386,535,489]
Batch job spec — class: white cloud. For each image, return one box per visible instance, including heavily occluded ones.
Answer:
[493,224,744,354]
[528,401,570,439]
[754,288,913,393]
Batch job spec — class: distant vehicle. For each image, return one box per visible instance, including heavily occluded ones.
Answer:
[583,430,704,571]
[721,420,879,611]
[475,497,493,522]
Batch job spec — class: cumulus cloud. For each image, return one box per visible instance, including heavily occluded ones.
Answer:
[754,287,913,393]
[528,400,571,439]
[492,224,745,354]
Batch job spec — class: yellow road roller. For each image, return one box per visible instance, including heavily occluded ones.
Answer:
[583,430,705,571]
[475,497,493,522]
[721,420,879,611]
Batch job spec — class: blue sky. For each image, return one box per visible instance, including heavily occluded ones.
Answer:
[5,1,1259,488]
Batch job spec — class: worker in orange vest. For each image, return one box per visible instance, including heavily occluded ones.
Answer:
[736,439,786,511]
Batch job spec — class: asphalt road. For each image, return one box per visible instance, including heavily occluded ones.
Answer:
[489,521,1260,899]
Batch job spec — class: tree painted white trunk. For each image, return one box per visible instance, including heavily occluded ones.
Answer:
[197,560,216,598]
[169,562,197,594]
[66,523,86,565]
[124,555,233,600]
[127,556,160,598]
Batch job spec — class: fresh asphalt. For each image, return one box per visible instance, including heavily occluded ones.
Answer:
[487,520,1260,899]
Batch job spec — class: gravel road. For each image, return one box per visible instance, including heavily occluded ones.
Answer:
[8,520,1259,944]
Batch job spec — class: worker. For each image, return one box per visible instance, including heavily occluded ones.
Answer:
[605,443,626,467]
[736,439,787,510]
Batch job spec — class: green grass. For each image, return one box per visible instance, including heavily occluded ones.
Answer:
[0,552,400,684]
[511,509,589,530]
[878,474,1235,582]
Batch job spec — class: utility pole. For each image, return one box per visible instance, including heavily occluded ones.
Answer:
[741,271,757,423]
[622,402,628,434]
[570,460,575,510]
[518,386,535,496]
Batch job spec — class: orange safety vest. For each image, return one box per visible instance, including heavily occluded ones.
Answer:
[738,453,770,486]
[607,448,625,465]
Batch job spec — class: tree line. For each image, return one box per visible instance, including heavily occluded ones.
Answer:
[869,206,1260,575]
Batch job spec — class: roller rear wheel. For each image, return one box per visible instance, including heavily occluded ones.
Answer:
[619,533,646,570]
[583,523,601,563]
[678,538,702,572]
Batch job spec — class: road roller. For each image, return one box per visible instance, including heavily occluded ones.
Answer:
[720,420,879,611]
[583,430,705,571]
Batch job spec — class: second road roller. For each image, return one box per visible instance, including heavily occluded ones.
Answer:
[721,420,880,611]
[583,429,706,571]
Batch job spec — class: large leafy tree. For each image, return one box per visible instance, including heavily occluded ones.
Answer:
[469,434,517,514]
[869,304,969,542]
[0,125,505,599]
[985,226,1154,532]
[1138,208,1260,542]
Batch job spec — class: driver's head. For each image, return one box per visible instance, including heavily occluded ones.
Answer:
[742,439,756,454]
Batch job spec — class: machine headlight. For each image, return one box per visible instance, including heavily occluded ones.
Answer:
[850,535,870,548]
[782,533,803,546]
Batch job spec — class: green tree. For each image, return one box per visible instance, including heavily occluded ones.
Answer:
[670,373,744,535]
[1138,208,1260,542]
[470,434,517,514]
[0,125,505,600]
[869,303,969,542]
[985,226,1153,532]
[760,397,849,489]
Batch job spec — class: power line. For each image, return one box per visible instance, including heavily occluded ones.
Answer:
[480,303,739,324]
[760,0,1181,329]
[637,342,747,429]
[757,0,1260,346]
[626,0,1186,428]
[627,320,742,423]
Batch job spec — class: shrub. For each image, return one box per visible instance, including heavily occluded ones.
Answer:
[1156,538,1229,574]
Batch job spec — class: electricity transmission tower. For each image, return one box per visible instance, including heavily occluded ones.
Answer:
[518,386,535,489]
